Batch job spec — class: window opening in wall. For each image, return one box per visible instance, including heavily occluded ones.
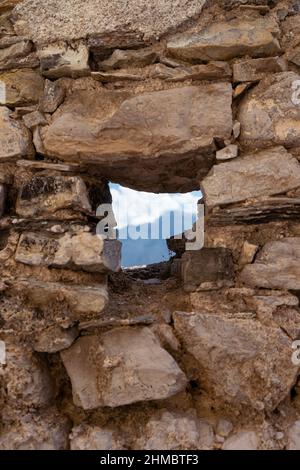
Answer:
[109,183,202,268]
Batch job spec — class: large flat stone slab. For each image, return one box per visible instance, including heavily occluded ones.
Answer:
[201,147,300,208]
[241,237,300,290]
[61,327,187,409]
[0,69,44,107]
[174,311,298,411]
[167,17,281,62]
[41,84,232,192]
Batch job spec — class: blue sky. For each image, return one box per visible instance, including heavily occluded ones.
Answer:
[109,184,202,267]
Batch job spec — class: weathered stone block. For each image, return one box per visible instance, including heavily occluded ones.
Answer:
[61,327,187,409]
[181,248,234,292]
[173,311,298,411]
[16,175,92,217]
[99,48,158,70]
[134,411,214,450]
[15,279,108,316]
[233,57,287,83]
[167,18,281,62]
[41,84,232,192]
[38,42,90,79]
[201,147,300,208]
[33,325,79,353]
[38,79,65,113]
[0,69,44,107]
[15,232,121,273]
[239,72,300,149]
[70,424,125,450]
[241,237,300,290]
[0,106,34,161]
[0,39,38,70]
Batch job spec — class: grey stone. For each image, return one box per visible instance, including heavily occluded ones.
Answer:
[60,327,187,409]
[38,42,90,79]
[287,421,300,450]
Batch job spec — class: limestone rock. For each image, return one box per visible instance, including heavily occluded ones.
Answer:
[150,61,232,82]
[14,279,108,316]
[41,84,232,192]
[233,57,287,83]
[16,175,92,217]
[287,421,300,450]
[0,106,34,161]
[0,408,70,450]
[38,42,90,79]
[216,144,238,161]
[239,241,259,267]
[70,424,125,450]
[3,343,54,408]
[167,18,281,62]
[33,326,79,353]
[216,418,233,438]
[241,237,300,290]
[38,79,65,113]
[15,232,121,273]
[173,311,298,411]
[13,0,207,45]
[134,411,214,450]
[0,69,44,107]
[223,431,259,450]
[60,327,187,409]
[0,39,38,71]
[99,48,158,70]
[181,248,234,292]
[201,147,300,209]
[0,183,5,217]
[239,72,300,149]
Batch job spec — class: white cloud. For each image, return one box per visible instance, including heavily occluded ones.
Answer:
[110,184,202,231]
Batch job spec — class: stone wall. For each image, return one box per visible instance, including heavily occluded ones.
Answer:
[1,0,300,450]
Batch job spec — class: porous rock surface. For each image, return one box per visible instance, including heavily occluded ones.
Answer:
[1,0,300,452]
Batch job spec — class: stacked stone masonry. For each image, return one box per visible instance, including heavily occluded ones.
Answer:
[1,0,300,450]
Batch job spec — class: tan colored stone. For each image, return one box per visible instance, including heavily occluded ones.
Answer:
[150,61,232,82]
[38,79,65,113]
[33,326,79,353]
[38,42,90,79]
[233,57,287,83]
[61,327,187,409]
[41,84,232,192]
[3,343,54,408]
[14,279,108,316]
[16,175,92,217]
[216,144,238,161]
[201,147,300,208]
[15,232,121,273]
[0,0,21,13]
[0,40,38,71]
[239,72,300,149]
[134,411,214,450]
[0,106,34,161]
[0,69,44,107]
[99,48,158,70]
[167,18,281,62]
[23,110,47,129]
[241,237,300,290]
[0,408,70,450]
[239,241,259,267]
[173,311,298,411]
[70,425,125,450]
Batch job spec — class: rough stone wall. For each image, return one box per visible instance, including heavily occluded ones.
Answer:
[1,0,300,450]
